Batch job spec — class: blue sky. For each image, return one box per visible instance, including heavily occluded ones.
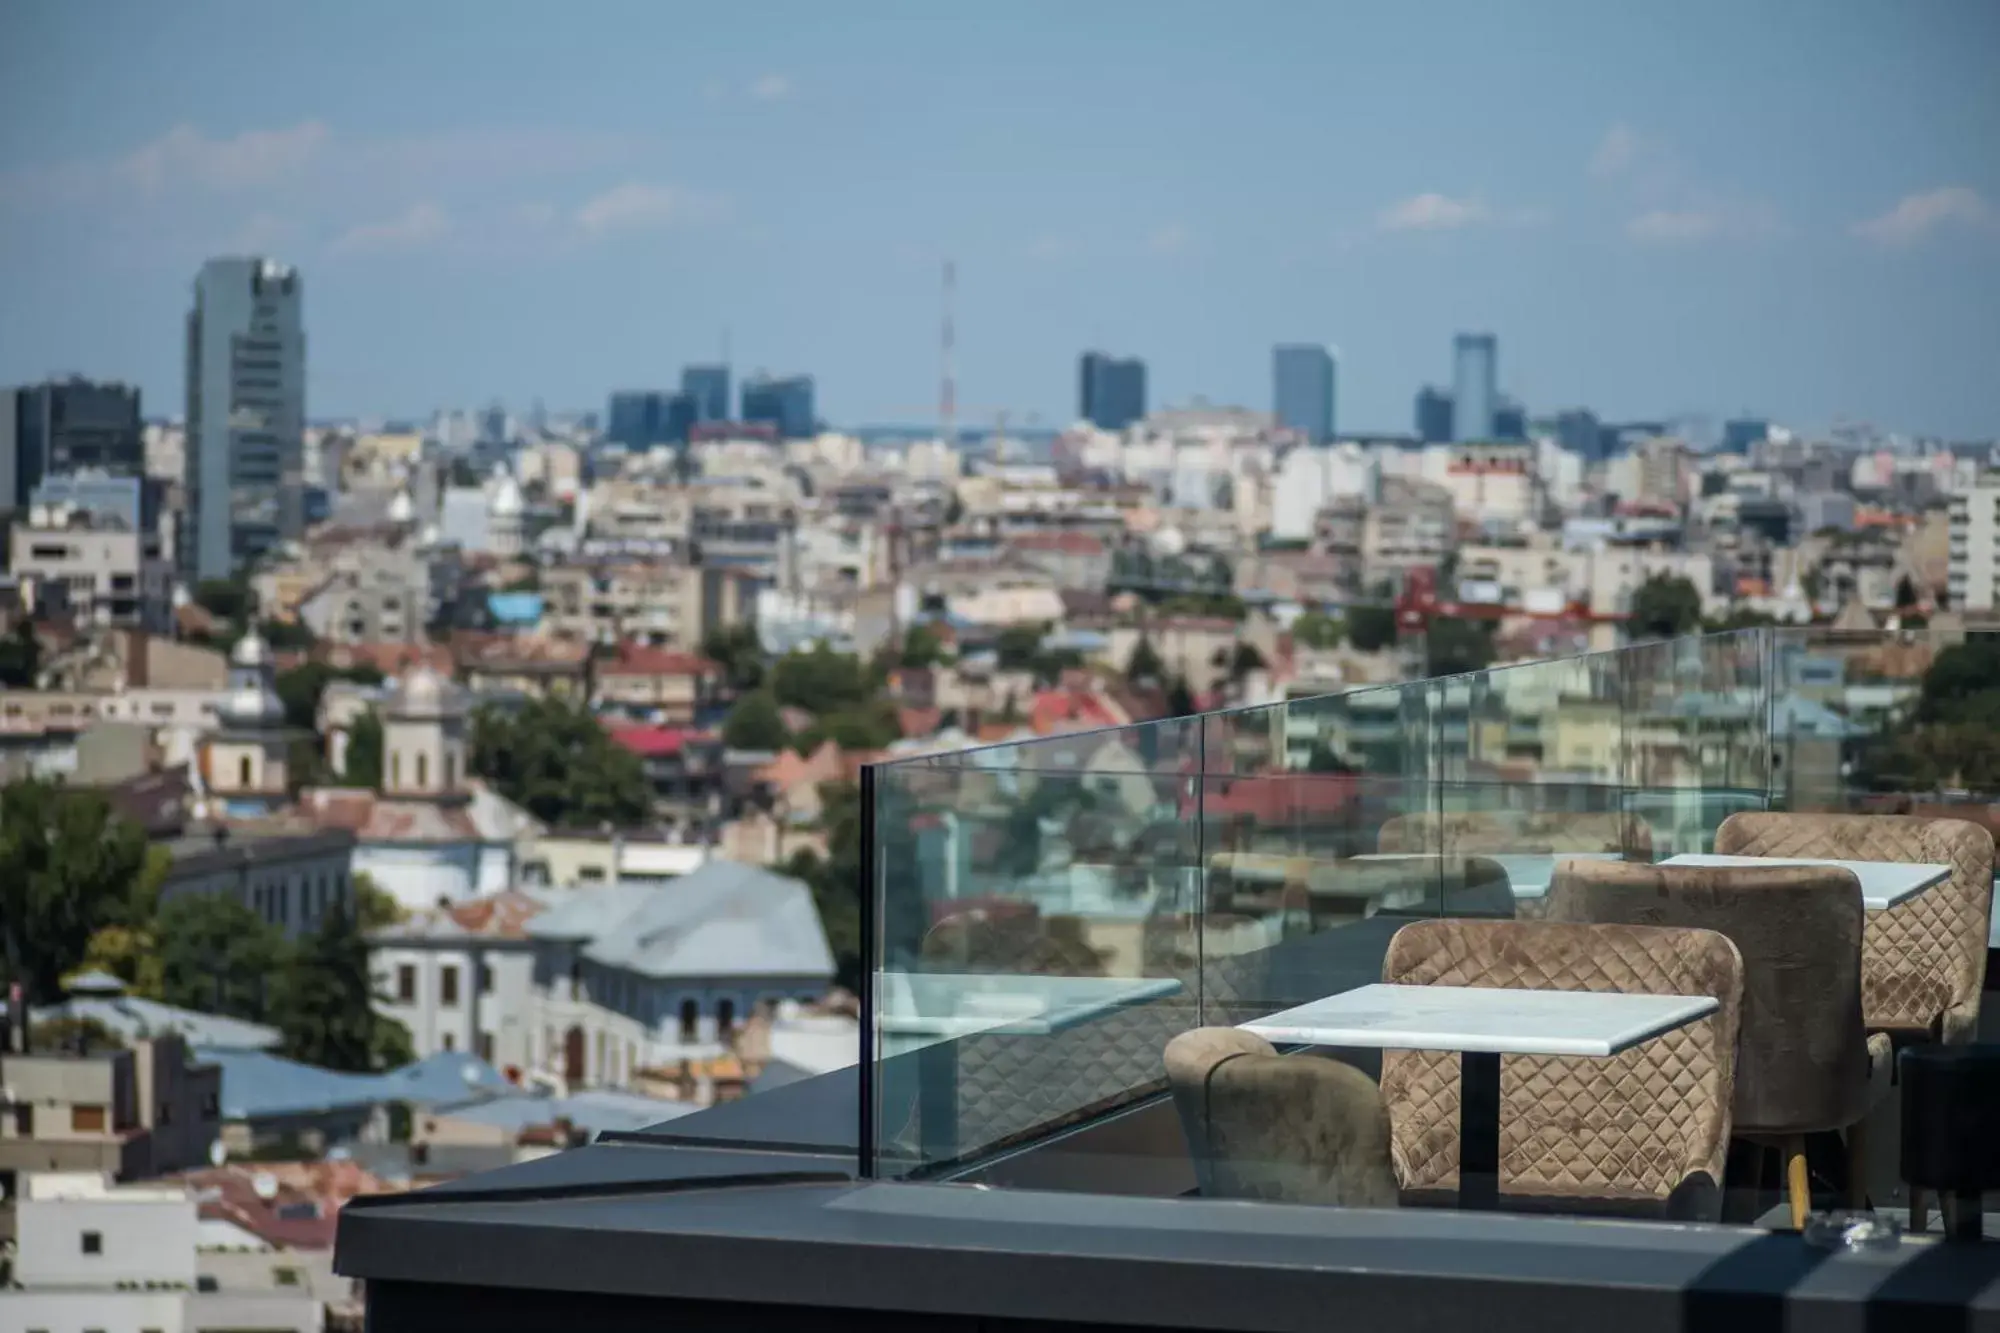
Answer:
[1,1,1997,435]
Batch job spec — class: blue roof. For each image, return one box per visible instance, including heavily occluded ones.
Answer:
[40,995,283,1051]
[436,1089,695,1138]
[194,1047,517,1122]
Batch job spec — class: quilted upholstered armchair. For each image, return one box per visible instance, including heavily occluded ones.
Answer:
[1165,1027,1399,1208]
[1547,859,1891,1228]
[1376,811,1654,919]
[1379,917,1744,1220]
[1714,812,1995,1046]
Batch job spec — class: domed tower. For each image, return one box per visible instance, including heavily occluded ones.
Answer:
[487,466,524,558]
[381,662,469,802]
[203,631,298,815]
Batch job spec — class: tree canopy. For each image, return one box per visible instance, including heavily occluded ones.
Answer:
[0,620,41,688]
[898,623,945,670]
[470,697,653,826]
[779,779,863,990]
[1291,611,1345,650]
[275,660,385,732]
[1424,617,1496,677]
[769,643,876,716]
[701,623,767,694]
[722,689,790,751]
[340,711,385,788]
[272,902,412,1072]
[1629,574,1704,640]
[0,780,150,1015]
[1346,603,1399,653]
[156,893,291,1023]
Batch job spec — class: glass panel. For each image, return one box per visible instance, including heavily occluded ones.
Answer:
[1618,628,1773,855]
[1438,646,1636,916]
[868,715,1206,1179]
[1193,681,1443,1030]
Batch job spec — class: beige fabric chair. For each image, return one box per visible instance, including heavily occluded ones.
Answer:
[1546,858,1892,1227]
[1379,917,1744,1220]
[1714,812,1995,1046]
[1377,811,1654,919]
[1164,1027,1399,1207]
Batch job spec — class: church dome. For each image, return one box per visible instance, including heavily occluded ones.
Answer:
[230,630,272,669]
[387,662,466,720]
[488,473,524,518]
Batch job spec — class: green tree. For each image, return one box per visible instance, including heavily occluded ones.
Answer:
[1425,617,1496,676]
[259,618,316,652]
[898,623,944,670]
[1127,635,1166,682]
[470,697,653,826]
[994,625,1046,672]
[352,872,405,932]
[769,642,874,715]
[776,780,865,989]
[0,781,150,1033]
[1291,611,1345,650]
[272,903,406,1072]
[794,699,903,754]
[722,689,790,750]
[156,893,290,1023]
[1165,675,1197,718]
[1629,574,1705,640]
[0,620,41,688]
[275,660,384,733]
[701,623,767,694]
[193,576,256,625]
[1346,603,1399,653]
[340,712,385,788]
[1227,642,1267,682]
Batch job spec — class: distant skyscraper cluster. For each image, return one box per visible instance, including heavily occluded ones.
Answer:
[184,257,306,582]
[1079,352,1147,431]
[0,377,143,510]
[607,363,817,448]
[1410,333,1525,445]
[1272,345,1337,444]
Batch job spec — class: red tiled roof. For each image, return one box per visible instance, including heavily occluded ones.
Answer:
[598,645,718,678]
[300,789,482,841]
[171,1161,400,1249]
[445,888,547,940]
[607,723,699,758]
[1028,689,1121,735]
[1008,531,1107,555]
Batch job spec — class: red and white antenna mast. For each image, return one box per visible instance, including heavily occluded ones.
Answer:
[939,259,956,448]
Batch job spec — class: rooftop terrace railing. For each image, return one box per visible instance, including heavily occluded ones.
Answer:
[860,624,1996,1184]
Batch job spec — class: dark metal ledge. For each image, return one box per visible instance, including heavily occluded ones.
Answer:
[339,1141,2000,1333]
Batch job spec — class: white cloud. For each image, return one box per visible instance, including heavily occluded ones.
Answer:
[1590,123,1643,179]
[1379,193,1490,231]
[1852,186,1992,245]
[1147,222,1192,255]
[574,182,724,236]
[1625,209,1722,244]
[1625,201,1779,245]
[121,121,331,193]
[331,201,451,254]
[748,73,792,101]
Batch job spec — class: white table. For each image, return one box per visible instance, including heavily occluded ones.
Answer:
[1243,983,1718,1209]
[1659,853,1949,911]
[1349,851,1623,900]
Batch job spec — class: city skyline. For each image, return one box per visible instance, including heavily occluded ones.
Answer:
[2,2,1998,436]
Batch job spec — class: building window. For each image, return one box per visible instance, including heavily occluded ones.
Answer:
[441,1031,455,1052]
[717,998,736,1036]
[391,751,402,787]
[417,753,429,788]
[679,998,699,1042]
[477,1031,494,1062]
[239,755,253,788]
[71,1105,107,1133]
[440,964,460,1006]
[478,962,494,994]
[445,754,457,789]
[81,1230,103,1254]
[397,964,416,1003]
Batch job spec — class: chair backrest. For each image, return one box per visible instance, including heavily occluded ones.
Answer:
[1715,811,1996,1045]
[1164,1027,1399,1208]
[1380,917,1742,1208]
[1546,858,1868,1134]
[1376,810,1519,855]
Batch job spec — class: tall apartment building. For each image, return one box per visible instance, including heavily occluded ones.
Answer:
[1948,480,2000,614]
[1079,352,1147,432]
[740,374,816,440]
[1272,344,1337,444]
[1452,333,1498,442]
[682,365,731,423]
[0,377,143,511]
[8,499,173,632]
[184,257,306,581]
